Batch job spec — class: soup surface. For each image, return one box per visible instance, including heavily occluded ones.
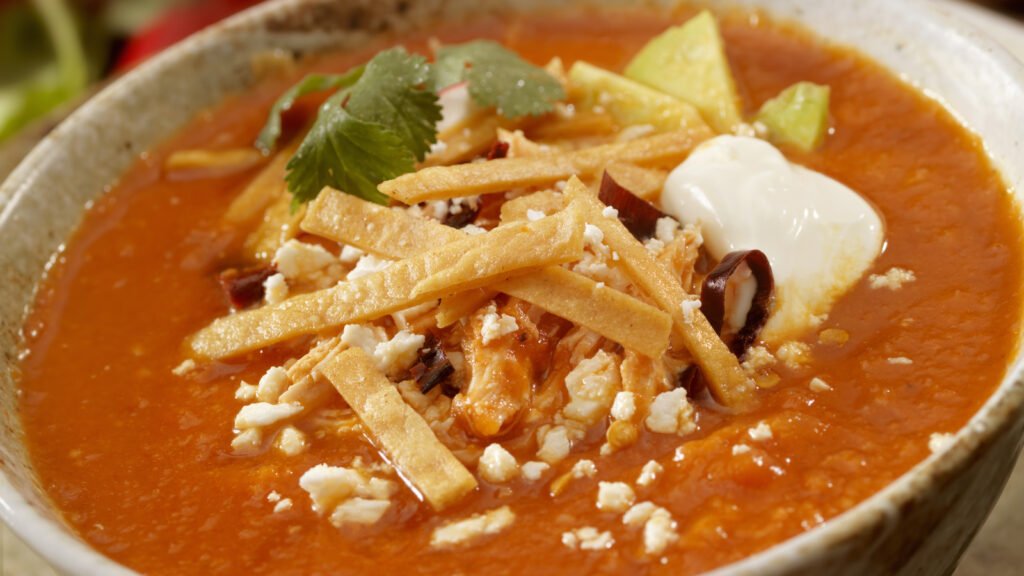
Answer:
[16,6,1024,576]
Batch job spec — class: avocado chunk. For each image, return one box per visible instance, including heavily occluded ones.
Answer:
[624,10,742,134]
[755,81,831,152]
[568,61,710,135]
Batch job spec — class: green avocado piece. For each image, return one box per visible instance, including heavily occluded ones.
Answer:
[568,60,710,134]
[624,10,742,134]
[755,81,831,151]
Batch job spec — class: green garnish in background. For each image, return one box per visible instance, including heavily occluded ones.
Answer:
[259,41,565,207]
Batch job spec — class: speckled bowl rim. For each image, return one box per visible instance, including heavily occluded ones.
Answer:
[1,1,1023,575]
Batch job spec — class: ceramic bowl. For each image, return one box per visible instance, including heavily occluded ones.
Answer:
[2,0,1023,574]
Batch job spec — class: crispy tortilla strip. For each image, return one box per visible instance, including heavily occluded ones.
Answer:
[499,190,565,223]
[564,182,753,407]
[165,148,263,178]
[303,189,461,256]
[378,129,707,204]
[604,163,667,201]
[224,143,296,224]
[318,347,477,510]
[527,110,618,141]
[302,188,671,357]
[244,192,307,262]
[277,337,342,409]
[423,111,506,167]
[500,267,670,357]
[436,289,495,328]
[189,205,584,359]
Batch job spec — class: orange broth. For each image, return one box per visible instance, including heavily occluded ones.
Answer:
[16,7,1024,576]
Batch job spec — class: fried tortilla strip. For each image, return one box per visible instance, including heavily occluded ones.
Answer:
[318,347,477,510]
[189,205,584,359]
[436,289,495,328]
[378,129,707,204]
[500,267,670,357]
[564,183,753,408]
[499,190,566,223]
[224,143,297,224]
[422,111,506,167]
[277,337,342,409]
[302,188,671,357]
[603,163,667,201]
[243,192,307,262]
[165,148,263,178]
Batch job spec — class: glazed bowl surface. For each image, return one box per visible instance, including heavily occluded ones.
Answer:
[1,1,1022,574]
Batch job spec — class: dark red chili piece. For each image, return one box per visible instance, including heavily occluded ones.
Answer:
[700,249,775,357]
[597,170,670,241]
[218,265,275,310]
[486,140,510,160]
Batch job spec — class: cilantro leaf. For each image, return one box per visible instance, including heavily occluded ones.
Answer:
[280,48,439,206]
[285,91,413,207]
[256,69,364,152]
[344,48,440,162]
[434,40,565,118]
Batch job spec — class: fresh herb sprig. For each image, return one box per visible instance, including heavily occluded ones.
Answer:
[258,42,565,207]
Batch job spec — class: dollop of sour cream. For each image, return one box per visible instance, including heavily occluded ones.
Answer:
[661,135,884,342]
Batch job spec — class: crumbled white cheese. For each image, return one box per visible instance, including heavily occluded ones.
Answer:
[645,389,697,436]
[929,432,956,454]
[732,444,752,456]
[338,244,365,264]
[430,506,516,548]
[562,527,615,551]
[741,345,776,373]
[234,402,302,429]
[267,491,282,503]
[478,444,520,484]
[521,461,551,481]
[644,237,666,254]
[462,224,487,236]
[273,498,293,513]
[172,358,197,377]
[583,223,605,250]
[610,391,637,422]
[571,459,598,479]
[330,497,392,526]
[655,217,680,244]
[234,380,258,402]
[808,376,833,393]
[776,341,811,369]
[340,324,385,355]
[596,481,635,513]
[643,508,678,555]
[256,366,291,403]
[273,239,339,282]
[263,272,288,305]
[562,350,621,425]
[537,425,572,464]
[680,298,702,324]
[480,305,519,345]
[748,422,773,442]
[275,425,308,457]
[526,209,546,221]
[869,267,916,290]
[299,464,397,526]
[621,502,678,555]
[231,428,263,455]
[888,356,913,365]
[673,446,686,462]
[602,205,619,219]
[636,460,663,488]
[374,330,426,375]
[347,254,393,281]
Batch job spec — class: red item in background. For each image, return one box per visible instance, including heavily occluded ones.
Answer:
[114,0,262,71]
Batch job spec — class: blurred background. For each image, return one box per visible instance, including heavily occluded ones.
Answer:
[1,0,1023,574]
